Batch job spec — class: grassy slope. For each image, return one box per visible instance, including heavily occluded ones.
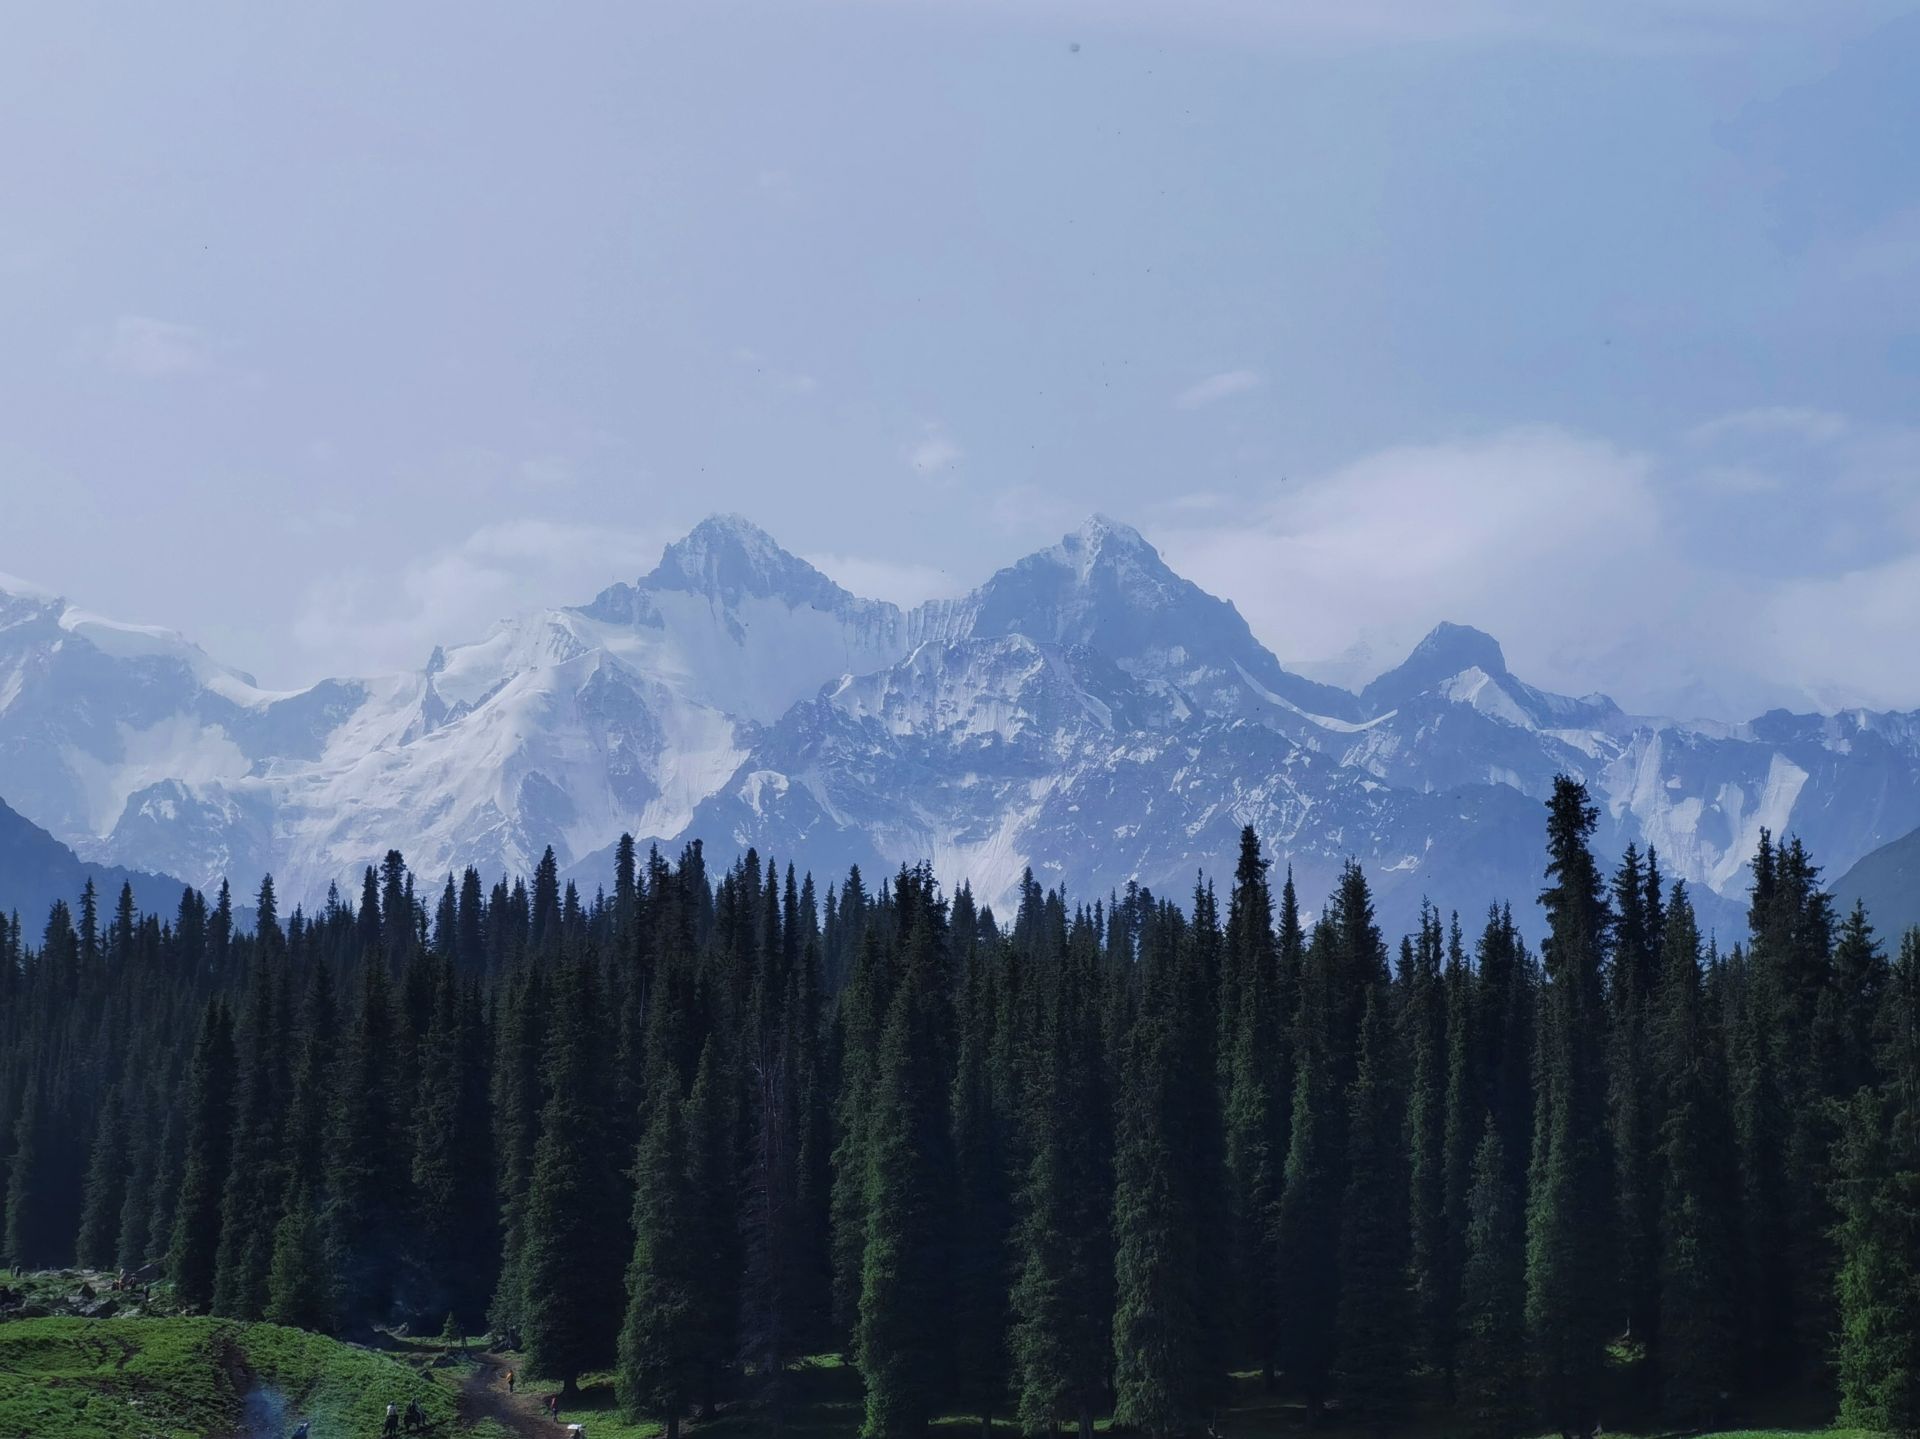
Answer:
[0,1314,1874,1439]
[0,1315,455,1439]
[456,1348,1871,1439]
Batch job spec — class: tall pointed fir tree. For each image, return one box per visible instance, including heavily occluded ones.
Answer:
[169,999,237,1310]
[1606,845,1660,1372]
[1524,777,1615,1439]
[1458,1126,1529,1439]
[1219,827,1286,1382]
[830,924,893,1351]
[618,1088,703,1439]
[4,1074,63,1270]
[685,1039,742,1419]
[522,957,628,1397]
[1275,924,1345,1421]
[1336,987,1412,1429]
[324,959,405,1327]
[951,942,1015,1436]
[1112,901,1217,1439]
[412,956,497,1330]
[1738,833,1838,1379]
[214,911,288,1319]
[265,1182,331,1331]
[75,1084,127,1269]
[489,964,547,1344]
[1648,884,1738,1424]
[1438,912,1479,1399]
[1010,913,1114,1439]
[858,910,957,1439]
[1405,903,1452,1377]
[1832,926,1919,1437]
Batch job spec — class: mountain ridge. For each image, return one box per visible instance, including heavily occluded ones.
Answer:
[0,795,195,928]
[4,516,1916,941]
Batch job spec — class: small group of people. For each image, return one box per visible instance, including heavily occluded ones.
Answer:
[380,1398,429,1435]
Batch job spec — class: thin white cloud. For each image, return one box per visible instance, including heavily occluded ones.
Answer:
[1687,406,1851,446]
[1174,368,1263,411]
[1156,416,1920,719]
[805,553,963,608]
[94,315,216,378]
[906,425,962,477]
[293,520,671,676]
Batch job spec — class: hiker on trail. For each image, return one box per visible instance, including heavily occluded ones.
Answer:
[505,1368,515,1394]
[383,1399,400,1436]
[548,1393,561,1420]
[404,1398,426,1432]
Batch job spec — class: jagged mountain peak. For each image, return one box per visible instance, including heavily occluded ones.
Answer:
[1361,622,1510,713]
[643,513,860,611]
[1064,511,1151,557]
[911,517,1362,723]
[10,511,1918,951]
[960,516,1214,638]
[1415,621,1507,671]
[1046,513,1175,587]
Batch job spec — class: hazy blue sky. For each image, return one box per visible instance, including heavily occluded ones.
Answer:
[2,1,1917,717]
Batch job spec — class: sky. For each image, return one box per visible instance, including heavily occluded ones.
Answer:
[1,0,1917,719]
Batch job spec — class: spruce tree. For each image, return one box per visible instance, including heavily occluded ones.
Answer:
[170,999,237,1310]
[521,958,628,1396]
[1524,777,1614,1439]
[830,926,891,1349]
[1111,928,1208,1439]
[214,943,286,1319]
[1607,846,1659,1370]
[75,1084,127,1268]
[951,947,1014,1435]
[1648,884,1737,1424]
[1336,988,1411,1429]
[1276,932,1343,1419]
[412,958,496,1330]
[618,1090,702,1439]
[685,1041,741,1418]
[1009,914,1112,1439]
[265,1182,331,1331]
[3,1075,62,1270]
[1832,927,1920,1437]
[1405,904,1451,1376]
[1439,912,1479,1398]
[324,959,405,1326]
[115,1082,159,1267]
[489,964,546,1344]
[1458,1126,1529,1439]
[858,915,955,1439]
[1219,827,1285,1381]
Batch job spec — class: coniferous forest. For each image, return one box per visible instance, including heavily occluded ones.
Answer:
[2,777,1916,1439]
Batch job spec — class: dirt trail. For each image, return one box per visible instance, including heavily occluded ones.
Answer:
[458,1353,572,1438]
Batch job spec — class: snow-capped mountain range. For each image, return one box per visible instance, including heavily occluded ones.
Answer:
[5,515,1918,940]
